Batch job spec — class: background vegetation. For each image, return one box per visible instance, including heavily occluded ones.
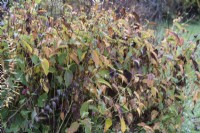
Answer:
[0,0,200,133]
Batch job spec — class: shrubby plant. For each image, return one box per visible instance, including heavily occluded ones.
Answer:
[0,1,199,133]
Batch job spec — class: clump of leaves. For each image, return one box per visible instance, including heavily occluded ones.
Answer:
[0,1,199,133]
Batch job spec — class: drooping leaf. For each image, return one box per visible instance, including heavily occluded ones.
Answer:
[104,118,112,133]
[43,84,49,93]
[82,118,92,133]
[37,93,48,107]
[41,58,49,76]
[60,112,65,121]
[35,0,42,4]
[70,52,79,64]
[66,122,80,133]
[64,70,73,88]
[80,102,89,118]
[31,55,39,65]
[92,50,100,67]
[138,122,154,133]
[21,39,33,53]
[120,117,126,133]
[97,78,111,88]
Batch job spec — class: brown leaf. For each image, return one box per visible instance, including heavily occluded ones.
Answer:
[195,71,200,80]
[167,30,182,46]
[37,9,47,14]
[126,113,133,125]
[130,99,137,109]
[92,50,100,67]
[138,122,154,133]
[70,52,79,64]
[108,27,114,36]
[150,51,158,63]
[151,110,159,120]
[193,91,200,105]
[132,12,140,23]
[115,104,123,118]
[60,112,65,121]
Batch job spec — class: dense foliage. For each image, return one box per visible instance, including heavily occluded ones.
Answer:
[0,1,199,133]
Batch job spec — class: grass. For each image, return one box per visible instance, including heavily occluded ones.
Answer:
[154,21,200,133]
[182,22,200,133]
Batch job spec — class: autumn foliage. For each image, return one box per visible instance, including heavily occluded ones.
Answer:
[0,1,199,133]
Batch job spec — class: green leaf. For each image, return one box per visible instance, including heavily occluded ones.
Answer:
[80,102,89,118]
[21,39,33,53]
[104,118,112,132]
[37,93,48,107]
[81,118,92,133]
[98,69,110,79]
[77,48,83,60]
[42,125,50,133]
[41,58,49,76]
[97,78,111,88]
[20,110,31,119]
[31,55,39,65]
[58,52,67,65]
[35,0,42,4]
[64,70,73,88]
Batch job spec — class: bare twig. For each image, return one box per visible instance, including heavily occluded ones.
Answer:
[56,99,73,133]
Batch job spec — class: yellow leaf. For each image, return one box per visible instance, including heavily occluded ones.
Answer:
[92,50,100,67]
[137,108,141,116]
[104,118,112,133]
[120,117,126,133]
[43,82,49,93]
[21,40,33,53]
[151,87,158,97]
[40,79,49,93]
[41,58,49,76]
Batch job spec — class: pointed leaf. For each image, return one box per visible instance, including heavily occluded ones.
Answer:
[92,50,100,67]
[80,102,89,118]
[104,118,112,133]
[66,122,80,133]
[120,117,126,133]
[97,78,111,88]
[64,70,73,88]
[41,58,49,75]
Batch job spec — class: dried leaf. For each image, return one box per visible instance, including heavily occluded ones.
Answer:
[60,112,65,121]
[66,122,79,133]
[126,113,133,125]
[167,30,182,46]
[138,122,154,133]
[195,71,200,80]
[70,52,79,64]
[151,110,159,120]
[92,50,100,67]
